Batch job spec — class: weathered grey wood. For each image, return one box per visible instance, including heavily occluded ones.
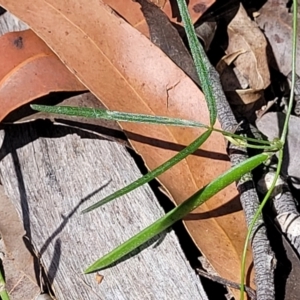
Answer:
[0,121,208,300]
[0,12,208,300]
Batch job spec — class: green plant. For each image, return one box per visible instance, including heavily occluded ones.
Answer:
[31,0,298,298]
[0,263,9,300]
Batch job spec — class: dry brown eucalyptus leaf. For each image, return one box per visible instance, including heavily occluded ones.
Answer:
[0,29,86,121]
[223,3,270,110]
[0,0,254,292]
[136,0,200,85]
[227,4,270,90]
[216,50,247,75]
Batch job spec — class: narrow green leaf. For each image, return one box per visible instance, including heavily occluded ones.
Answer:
[31,104,274,147]
[176,0,217,125]
[0,267,9,300]
[85,152,270,273]
[0,290,10,300]
[31,104,207,128]
[82,130,212,213]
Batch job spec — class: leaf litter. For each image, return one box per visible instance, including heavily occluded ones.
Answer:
[0,0,300,299]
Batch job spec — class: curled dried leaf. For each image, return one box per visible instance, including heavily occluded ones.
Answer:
[0,29,86,122]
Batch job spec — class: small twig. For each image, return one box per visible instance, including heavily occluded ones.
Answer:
[206,53,276,299]
[196,269,256,300]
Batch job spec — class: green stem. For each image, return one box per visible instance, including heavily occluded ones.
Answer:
[280,1,298,143]
[240,0,298,298]
[240,162,281,299]
[216,129,272,146]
